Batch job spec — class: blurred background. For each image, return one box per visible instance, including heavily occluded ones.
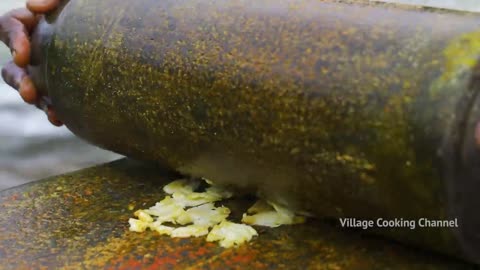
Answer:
[378,0,480,12]
[0,1,121,190]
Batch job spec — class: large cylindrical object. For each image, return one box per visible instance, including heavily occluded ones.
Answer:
[30,0,480,263]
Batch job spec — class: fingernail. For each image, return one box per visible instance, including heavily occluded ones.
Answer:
[47,107,63,127]
[20,77,38,104]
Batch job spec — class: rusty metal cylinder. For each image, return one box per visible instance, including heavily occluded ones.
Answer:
[30,0,480,263]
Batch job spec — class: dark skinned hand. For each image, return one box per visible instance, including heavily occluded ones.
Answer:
[0,0,62,126]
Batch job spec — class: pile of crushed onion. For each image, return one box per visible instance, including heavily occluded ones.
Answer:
[129,179,305,248]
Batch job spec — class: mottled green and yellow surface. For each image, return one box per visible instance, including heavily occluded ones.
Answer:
[0,159,475,269]
[27,0,480,263]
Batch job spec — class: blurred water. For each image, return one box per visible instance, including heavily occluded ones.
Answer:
[0,1,121,190]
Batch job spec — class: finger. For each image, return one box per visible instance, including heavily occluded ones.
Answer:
[47,107,63,126]
[9,25,30,67]
[19,77,38,104]
[1,61,38,104]
[0,15,31,67]
[27,0,60,14]
[8,8,38,32]
[1,61,26,90]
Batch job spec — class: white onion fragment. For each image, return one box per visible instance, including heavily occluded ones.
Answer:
[171,225,210,238]
[241,200,306,227]
[206,221,258,248]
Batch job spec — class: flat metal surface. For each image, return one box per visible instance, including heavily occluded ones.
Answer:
[0,159,475,269]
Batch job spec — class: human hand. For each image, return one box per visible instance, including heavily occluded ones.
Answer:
[0,0,62,126]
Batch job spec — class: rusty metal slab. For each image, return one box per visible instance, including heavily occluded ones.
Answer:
[0,159,475,269]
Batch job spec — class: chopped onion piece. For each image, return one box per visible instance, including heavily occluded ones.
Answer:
[242,211,286,228]
[128,218,149,232]
[163,179,201,194]
[246,200,272,214]
[207,221,258,248]
[144,196,188,224]
[171,225,209,238]
[203,178,214,185]
[242,200,305,227]
[184,203,230,227]
[134,210,154,223]
[171,191,222,207]
[268,200,296,220]
[150,222,175,236]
